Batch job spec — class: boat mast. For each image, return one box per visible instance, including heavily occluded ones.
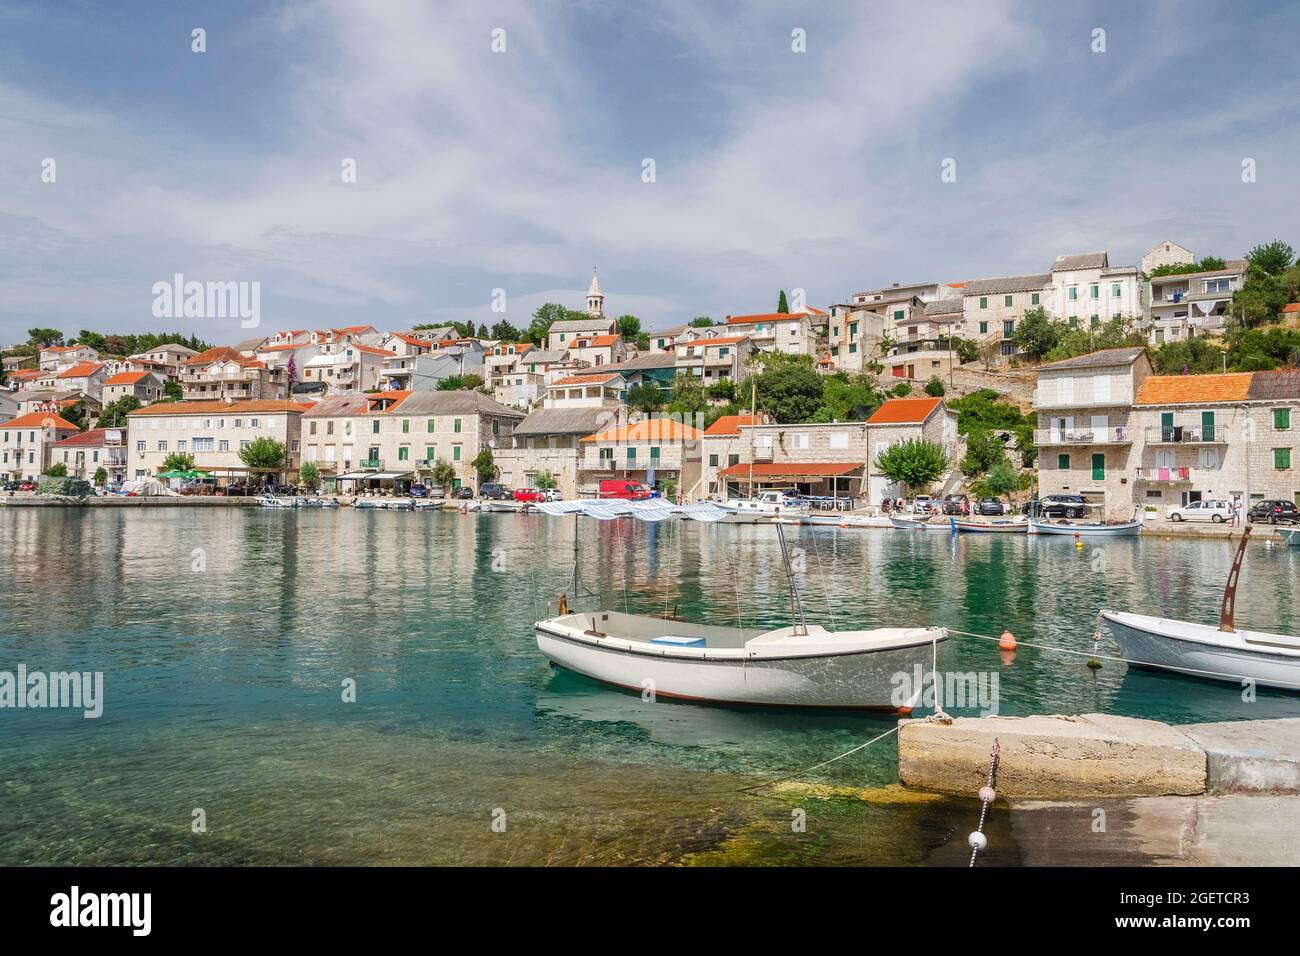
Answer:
[747,377,756,499]
[774,519,808,636]
[1218,524,1251,632]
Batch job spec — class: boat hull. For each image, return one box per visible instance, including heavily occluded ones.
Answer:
[535,618,945,709]
[889,515,953,531]
[1028,518,1141,536]
[1102,610,1300,691]
[951,517,1028,533]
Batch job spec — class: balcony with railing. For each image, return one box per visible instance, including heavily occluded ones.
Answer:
[361,458,383,470]
[1135,466,1191,483]
[1035,425,1132,446]
[1144,425,1225,445]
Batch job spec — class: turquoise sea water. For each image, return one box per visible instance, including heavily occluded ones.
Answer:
[1,508,1297,865]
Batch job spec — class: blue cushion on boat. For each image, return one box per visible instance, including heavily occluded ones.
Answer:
[651,636,706,648]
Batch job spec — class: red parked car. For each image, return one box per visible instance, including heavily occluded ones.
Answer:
[513,488,545,503]
[599,479,650,500]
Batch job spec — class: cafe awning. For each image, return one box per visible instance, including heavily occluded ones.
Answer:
[718,462,862,482]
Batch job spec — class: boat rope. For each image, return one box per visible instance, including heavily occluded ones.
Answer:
[739,723,905,793]
[808,526,839,633]
[944,624,1300,691]
[968,738,1000,867]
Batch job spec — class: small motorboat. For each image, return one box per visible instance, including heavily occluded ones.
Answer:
[535,611,946,708]
[715,490,809,524]
[296,496,340,508]
[1027,516,1141,537]
[259,494,297,508]
[1100,610,1300,691]
[1275,526,1300,547]
[889,514,954,532]
[1100,527,1300,691]
[950,515,1028,533]
[353,498,414,511]
[412,499,443,511]
[534,513,946,708]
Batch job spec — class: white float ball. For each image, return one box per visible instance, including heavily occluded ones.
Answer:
[968,831,988,851]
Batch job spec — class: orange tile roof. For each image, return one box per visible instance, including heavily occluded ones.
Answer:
[1283,303,1300,313]
[389,333,434,347]
[690,335,748,347]
[866,396,943,425]
[103,370,152,385]
[53,427,115,447]
[183,347,244,365]
[9,369,41,379]
[726,312,800,326]
[45,344,90,353]
[57,361,104,379]
[128,400,313,417]
[581,418,702,443]
[258,343,305,352]
[2,411,80,431]
[704,414,761,437]
[1134,373,1253,406]
[353,344,397,357]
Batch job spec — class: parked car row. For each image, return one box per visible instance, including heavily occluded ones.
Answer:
[3,480,37,492]
[1248,499,1299,524]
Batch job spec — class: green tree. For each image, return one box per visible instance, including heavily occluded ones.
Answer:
[924,375,945,397]
[873,439,948,494]
[1233,269,1288,327]
[44,462,68,477]
[1246,240,1295,277]
[960,430,1008,476]
[526,303,588,345]
[746,352,824,423]
[1151,337,1226,374]
[1010,307,1062,361]
[690,316,715,328]
[299,461,320,490]
[238,437,288,482]
[635,332,650,351]
[970,461,1022,501]
[471,449,499,484]
[666,371,709,416]
[1042,316,1145,363]
[432,457,456,490]
[437,373,484,391]
[162,379,183,401]
[626,382,664,414]
[490,320,522,342]
[706,377,737,403]
[616,315,641,340]
[98,395,142,428]
[93,466,108,486]
[26,328,64,348]
[160,452,195,473]
[534,471,556,491]
[777,290,789,313]
[812,372,880,422]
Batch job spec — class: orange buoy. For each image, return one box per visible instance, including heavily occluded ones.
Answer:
[897,704,914,716]
[998,629,1017,651]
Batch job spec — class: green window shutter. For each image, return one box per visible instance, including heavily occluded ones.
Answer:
[849,343,857,354]
[1031,293,1039,305]
[627,447,636,461]
[425,446,434,460]
[402,419,409,433]
[709,454,718,467]
[1274,408,1290,430]
[398,446,409,461]
[427,419,434,432]
[979,322,988,334]
[453,446,461,461]
[1275,448,1291,470]
[894,310,903,320]
[979,297,988,309]
[1058,453,1070,470]
[650,446,660,460]
[1091,453,1105,480]
[453,418,461,433]
[1202,411,1215,442]
[372,420,379,433]
[1004,295,1012,307]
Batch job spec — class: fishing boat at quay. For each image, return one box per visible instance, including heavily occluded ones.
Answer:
[950,516,1028,533]
[1027,516,1142,537]
[1101,528,1300,691]
[889,514,954,532]
[533,503,946,707]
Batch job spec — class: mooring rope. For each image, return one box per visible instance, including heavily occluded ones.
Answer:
[944,622,1300,690]
[738,723,905,793]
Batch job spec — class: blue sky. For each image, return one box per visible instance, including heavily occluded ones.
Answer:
[2,0,1299,345]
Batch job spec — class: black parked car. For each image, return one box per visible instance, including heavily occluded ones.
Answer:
[1248,499,1299,524]
[1023,494,1087,519]
[479,482,512,500]
[409,483,430,498]
[452,487,474,500]
[976,497,1006,516]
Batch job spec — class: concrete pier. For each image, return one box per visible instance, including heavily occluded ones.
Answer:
[899,714,1300,798]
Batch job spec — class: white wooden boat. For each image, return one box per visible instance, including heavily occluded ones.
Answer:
[1101,611,1300,691]
[353,498,414,511]
[296,496,340,508]
[889,514,953,532]
[1100,527,1300,691]
[951,515,1028,534]
[535,611,946,708]
[258,494,297,508]
[1027,517,1141,537]
[534,504,947,708]
[1276,527,1300,547]
[412,499,443,511]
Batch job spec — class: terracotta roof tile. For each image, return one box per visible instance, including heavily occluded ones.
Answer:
[581,418,702,443]
[103,370,152,385]
[2,411,80,431]
[128,400,312,417]
[866,396,943,425]
[703,414,761,437]
[1133,373,1253,406]
[718,462,861,478]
